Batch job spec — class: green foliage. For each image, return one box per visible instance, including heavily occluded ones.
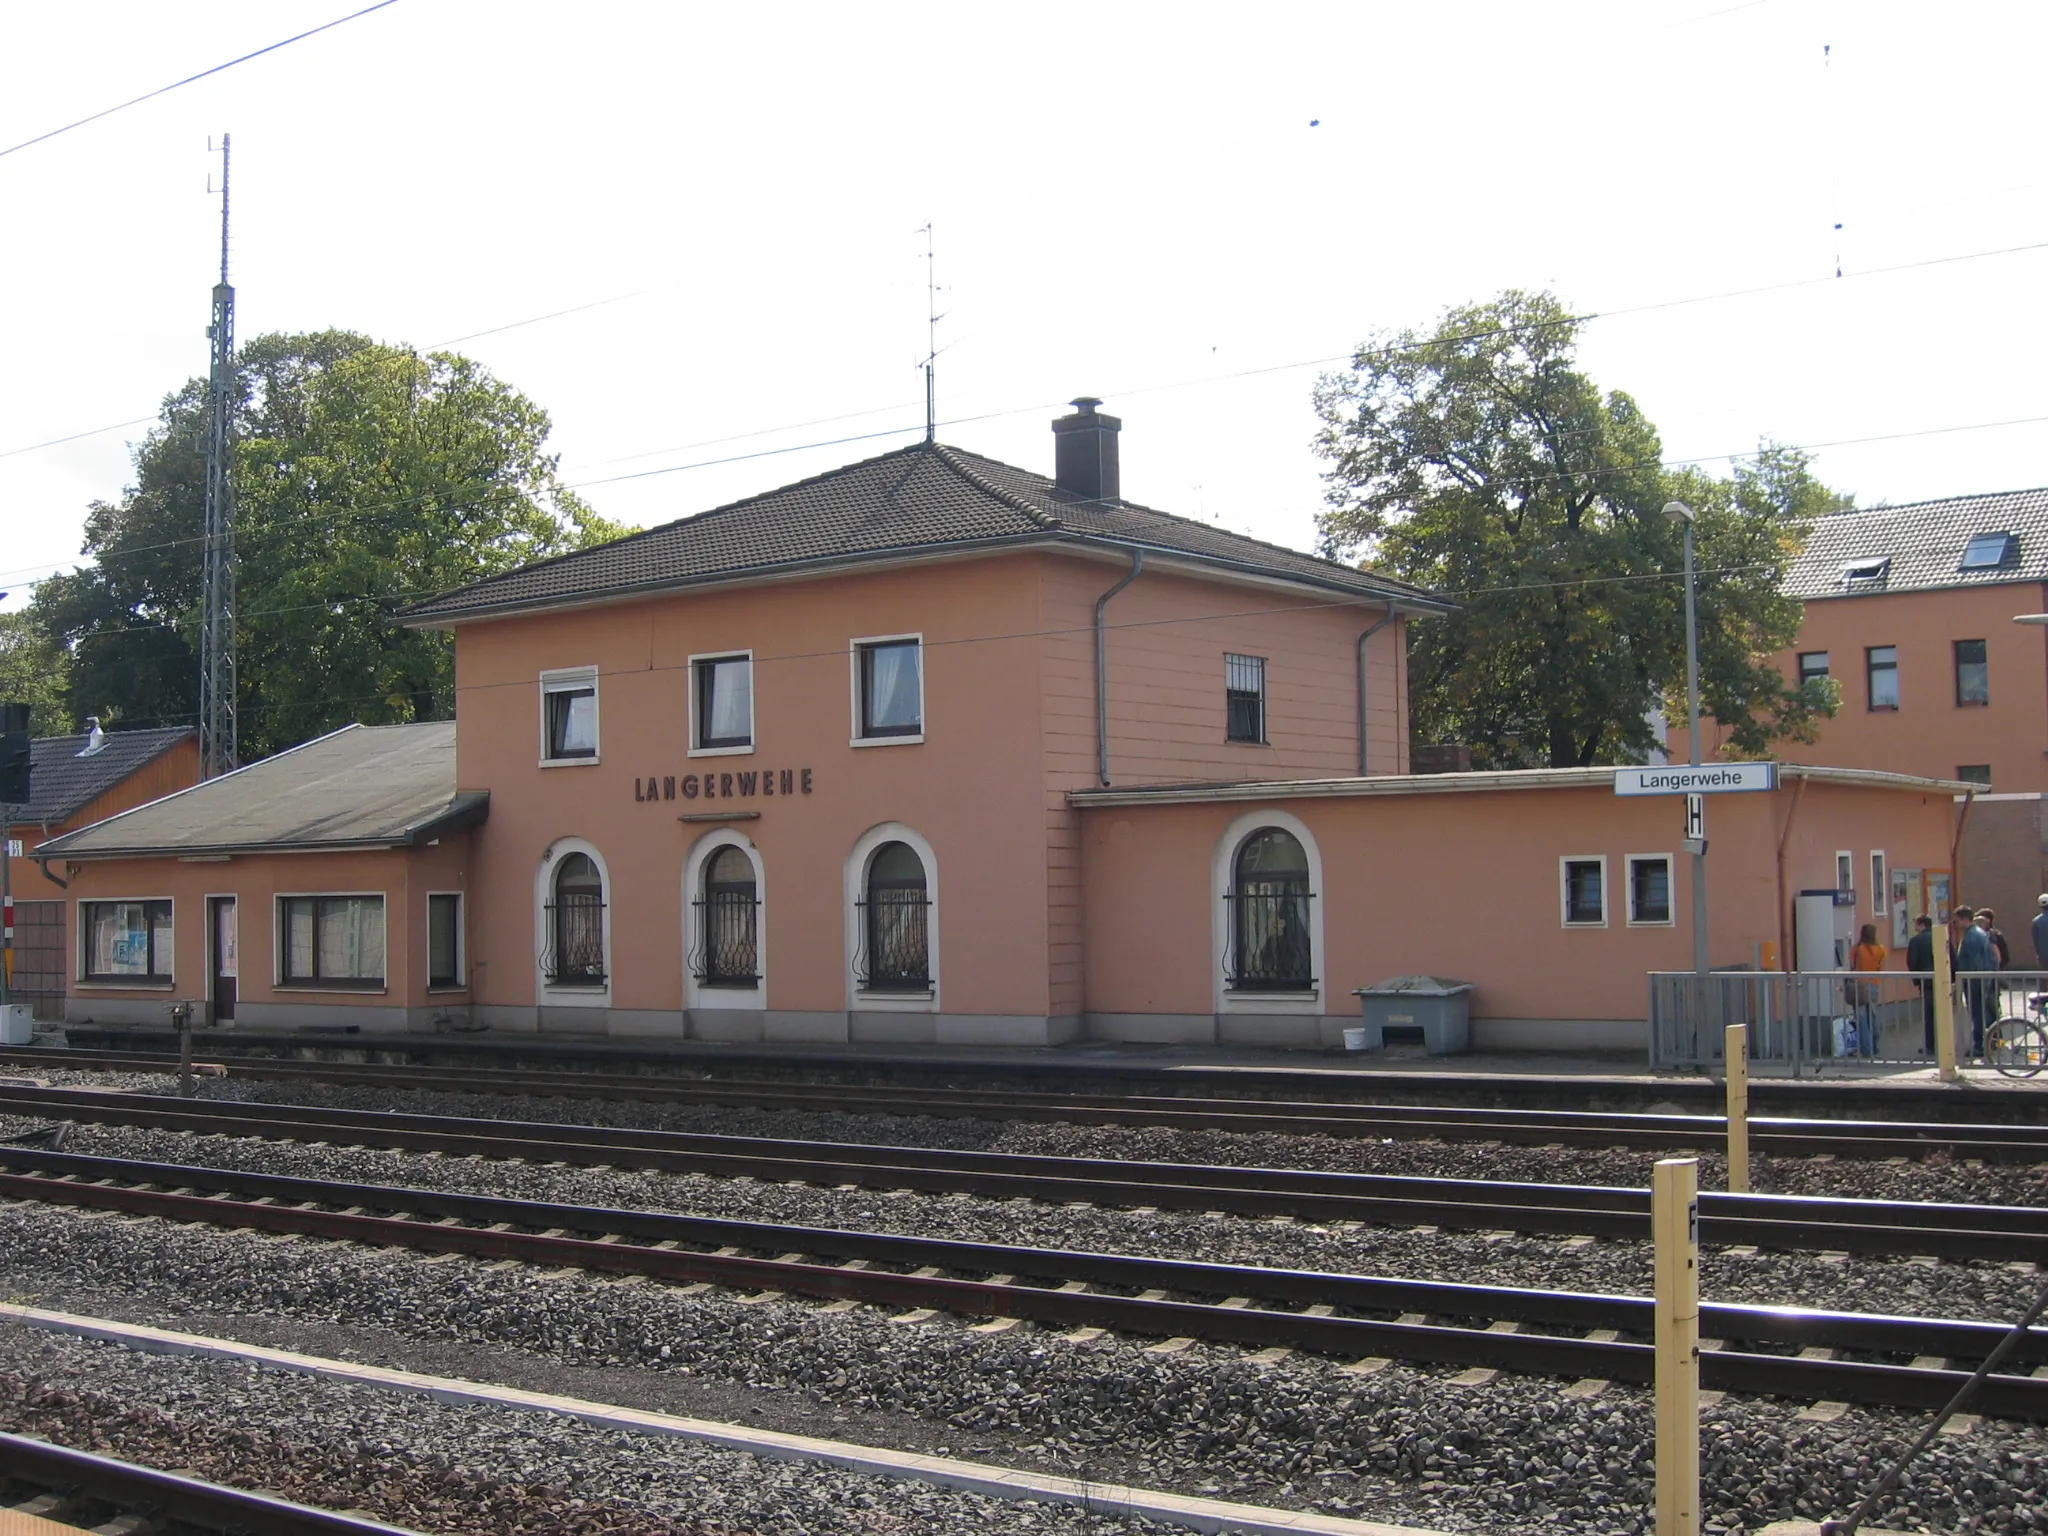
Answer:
[1313,290,1847,768]
[30,332,630,759]
[0,611,74,736]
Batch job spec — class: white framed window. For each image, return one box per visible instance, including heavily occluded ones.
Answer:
[1869,852,1887,921]
[535,839,611,1003]
[1210,809,1325,1014]
[1626,855,1673,926]
[1835,850,1854,898]
[79,898,174,985]
[427,892,464,990]
[690,651,754,755]
[843,822,939,1011]
[850,634,923,745]
[277,893,387,990]
[539,666,599,764]
[1561,856,1607,928]
[685,830,766,1011]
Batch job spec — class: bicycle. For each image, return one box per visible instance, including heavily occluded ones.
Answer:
[1986,992,2048,1078]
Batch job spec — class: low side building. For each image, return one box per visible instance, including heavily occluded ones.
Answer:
[1075,766,1964,1050]
[2,724,198,1018]
[35,723,485,1030]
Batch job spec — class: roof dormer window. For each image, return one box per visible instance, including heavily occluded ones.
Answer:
[1841,556,1890,588]
[1959,531,2016,571]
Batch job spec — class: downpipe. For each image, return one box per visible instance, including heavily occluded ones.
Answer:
[1355,605,1395,776]
[1094,550,1145,787]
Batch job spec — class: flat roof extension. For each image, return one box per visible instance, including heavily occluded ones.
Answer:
[35,721,486,861]
[1072,763,1979,808]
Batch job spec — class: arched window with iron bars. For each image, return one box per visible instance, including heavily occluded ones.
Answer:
[543,851,606,985]
[857,840,930,991]
[692,844,760,987]
[1225,827,1314,990]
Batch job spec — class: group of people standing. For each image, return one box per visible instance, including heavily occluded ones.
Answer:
[1876,898,2048,1060]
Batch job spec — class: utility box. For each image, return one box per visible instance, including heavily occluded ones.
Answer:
[1351,976,1474,1055]
[0,1003,32,1045]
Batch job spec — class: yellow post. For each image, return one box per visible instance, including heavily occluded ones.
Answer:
[1653,1157,1701,1536]
[1723,1023,1749,1194]
[1933,920,1959,1083]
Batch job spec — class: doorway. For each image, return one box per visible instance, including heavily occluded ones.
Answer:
[209,896,237,1023]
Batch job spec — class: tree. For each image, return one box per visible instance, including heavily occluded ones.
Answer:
[0,611,73,736]
[31,332,630,759]
[1312,290,1847,768]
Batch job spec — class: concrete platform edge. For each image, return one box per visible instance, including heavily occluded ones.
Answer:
[0,1304,1460,1536]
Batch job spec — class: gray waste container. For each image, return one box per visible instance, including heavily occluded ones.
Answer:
[1350,976,1474,1055]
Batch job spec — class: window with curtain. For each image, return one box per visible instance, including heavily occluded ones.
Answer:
[279,895,386,987]
[694,654,753,749]
[1227,828,1312,989]
[81,900,173,983]
[695,845,759,986]
[542,669,598,760]
[857,640,922,738]
[545,853,606,985]
[860,840,930,989]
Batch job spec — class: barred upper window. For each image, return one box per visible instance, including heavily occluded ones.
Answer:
[1225,654,1266,744]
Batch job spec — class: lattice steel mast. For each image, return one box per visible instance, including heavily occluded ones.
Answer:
[199,134,237,778]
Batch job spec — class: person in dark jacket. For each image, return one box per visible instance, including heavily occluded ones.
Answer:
[1978,908,2011,971]
[1954,906,1998,1058]
[1906,915,1936,1054]
[2032,895,2048,969]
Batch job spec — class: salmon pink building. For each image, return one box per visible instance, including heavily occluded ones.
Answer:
[1693,488,2048,942]
[35,404,1968,1052]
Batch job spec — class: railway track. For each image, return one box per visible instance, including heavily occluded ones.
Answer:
[0,1428,420,1534]
[2,1144,2044,1419]
[8,1043,2047,1159]
[1,1084,2042,1262]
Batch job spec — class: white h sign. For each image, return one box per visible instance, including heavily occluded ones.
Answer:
[1615,763,1778,796]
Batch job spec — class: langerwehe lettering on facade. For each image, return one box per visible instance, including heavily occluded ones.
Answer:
[634,767,813,803]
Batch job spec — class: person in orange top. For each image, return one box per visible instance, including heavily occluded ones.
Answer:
[1849,922,1889,1057]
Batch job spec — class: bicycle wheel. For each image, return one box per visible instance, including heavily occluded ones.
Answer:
[1984,1017,2048,1078]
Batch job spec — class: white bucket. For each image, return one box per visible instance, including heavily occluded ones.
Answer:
[0,1004,32,1046]
[1342,1026,1372,1052]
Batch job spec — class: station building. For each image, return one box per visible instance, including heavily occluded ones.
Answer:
[34,404,1969,1051]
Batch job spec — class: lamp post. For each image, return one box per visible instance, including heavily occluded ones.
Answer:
[1665,501,1709,976]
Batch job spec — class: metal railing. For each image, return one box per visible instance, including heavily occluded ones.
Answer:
[690,892,760,987]
[1649,968,2048,1071]
[540,894,606,986]
[855,892,931,991]
[1223,889,1316,991]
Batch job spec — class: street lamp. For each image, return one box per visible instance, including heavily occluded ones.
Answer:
[1665,500,1709,975]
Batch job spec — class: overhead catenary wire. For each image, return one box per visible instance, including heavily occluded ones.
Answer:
[0,1,402,162]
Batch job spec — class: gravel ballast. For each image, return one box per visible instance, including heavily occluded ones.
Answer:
[21,1117,2032,1326]
[143,1072,2048,1207]
[2,1198,2045,1535]
[0,1323,1182,1536]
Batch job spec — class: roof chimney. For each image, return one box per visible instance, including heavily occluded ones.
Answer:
[1051,397,1120,502]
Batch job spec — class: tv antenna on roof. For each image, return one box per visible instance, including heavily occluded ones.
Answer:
[918,222,944,443]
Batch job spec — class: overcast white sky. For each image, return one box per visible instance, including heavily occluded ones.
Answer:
[2,0,2044,612]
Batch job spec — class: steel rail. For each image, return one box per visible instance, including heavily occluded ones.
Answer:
[0,1428,423,1534]
[0,1147,2043,1419]
[7,1044,2048,1159]
[1,1086,2042,1262]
